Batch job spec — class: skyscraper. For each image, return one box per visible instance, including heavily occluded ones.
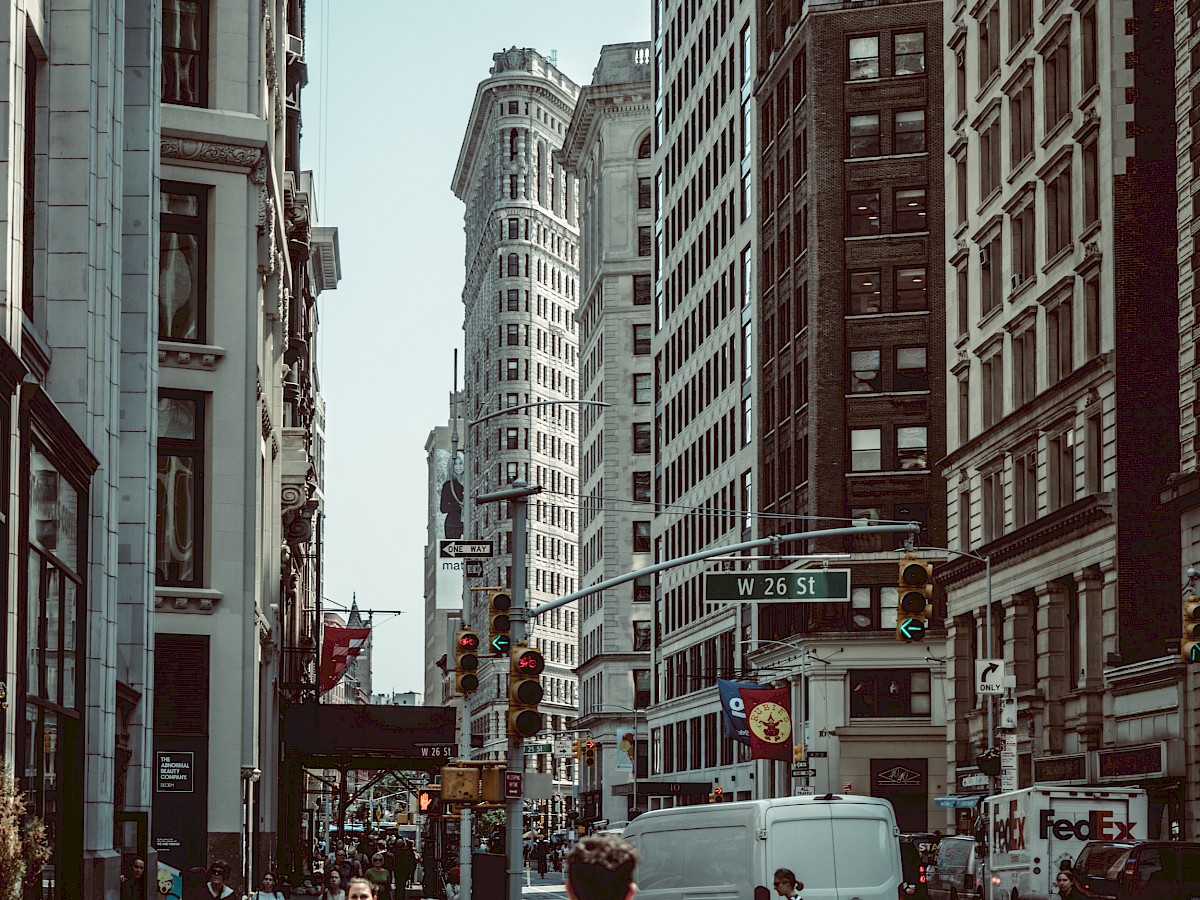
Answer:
[452,48,582,811]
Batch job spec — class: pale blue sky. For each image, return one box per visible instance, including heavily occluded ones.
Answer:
[306,1,653,697]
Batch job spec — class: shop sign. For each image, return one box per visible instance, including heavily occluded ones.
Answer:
[1032,753,1087,784]
[156,752,194,793]
[1099,742,1164,780]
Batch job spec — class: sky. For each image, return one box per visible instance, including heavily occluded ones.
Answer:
[304,0,653,697]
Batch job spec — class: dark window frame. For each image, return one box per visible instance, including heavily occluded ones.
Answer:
[162,0,209,107]
[156,390,206,588]
[160,182,209,343]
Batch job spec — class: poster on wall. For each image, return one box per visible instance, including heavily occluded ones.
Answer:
[432,448,466,610]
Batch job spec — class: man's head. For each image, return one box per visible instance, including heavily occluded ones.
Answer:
[565,834,638,900]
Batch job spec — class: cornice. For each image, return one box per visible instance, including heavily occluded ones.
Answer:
[161,136,263,170]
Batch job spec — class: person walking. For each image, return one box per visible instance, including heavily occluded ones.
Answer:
[773,869,804,900]
[536,840,549,877]
[121,857,147,900]
[365,852,394,900]
[346,878,375,900]
[1056,869,1086,900]
[394,838,416,890]
[251,872,286,900]
[565,834,639,900]
[320,870,347,900]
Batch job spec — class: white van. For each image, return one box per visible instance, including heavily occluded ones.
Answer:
[623,793,903,900]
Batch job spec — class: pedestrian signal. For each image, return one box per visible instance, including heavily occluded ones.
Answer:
[896,554,933,642]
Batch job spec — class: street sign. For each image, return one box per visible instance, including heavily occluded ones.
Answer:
[523,742,552,755]
[439,540,494,558]
[553,742,572,758]
[791,767,817,777]
[504,771,523,799]
[465,559,484,578]
[795,785,816,796]
[976,658,1005,694]
[491,633,511,655]
[897,617,925,641]
[807,751,828,758]
[961,773,990,788]
[705,570,851,603]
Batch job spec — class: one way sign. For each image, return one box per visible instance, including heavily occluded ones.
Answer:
[976,658,1005,695]
[439,540,494,558]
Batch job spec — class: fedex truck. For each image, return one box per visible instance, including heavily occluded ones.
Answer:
[986,786,1147,900]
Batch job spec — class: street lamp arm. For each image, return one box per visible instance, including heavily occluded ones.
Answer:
[467,399,611,428]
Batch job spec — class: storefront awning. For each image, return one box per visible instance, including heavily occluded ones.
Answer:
[935,794,985,809]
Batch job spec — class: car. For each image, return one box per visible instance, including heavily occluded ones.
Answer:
[904,833,944,868]
[927,835,985,900]
[900,838,931,900]
[1073,841,1200,900]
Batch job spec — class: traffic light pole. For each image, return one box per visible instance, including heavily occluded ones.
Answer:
[476,480,541,900]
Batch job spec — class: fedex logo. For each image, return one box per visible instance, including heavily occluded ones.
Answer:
[993,800,1026,853]
[1038,808,1137,841]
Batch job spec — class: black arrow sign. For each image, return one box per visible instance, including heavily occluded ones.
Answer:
[981,662,999,680]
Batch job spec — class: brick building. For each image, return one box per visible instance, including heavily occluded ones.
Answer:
[752,0,948,830]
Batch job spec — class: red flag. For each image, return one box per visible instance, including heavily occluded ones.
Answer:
[319,625,372,694]
[738,685,792,761]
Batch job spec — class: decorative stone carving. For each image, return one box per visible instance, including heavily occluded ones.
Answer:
[159,344,225,370]
[252,157,271,233]
[202,354,217,367]
[174,597,189,609]
[162,138,262,169]
[281,482,308,515]
[198,598,214,611]
[177,352,191,365]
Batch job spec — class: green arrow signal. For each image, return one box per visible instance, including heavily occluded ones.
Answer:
[492,634,511,654]
[899,617,925,641]
[1190,643,1200,663]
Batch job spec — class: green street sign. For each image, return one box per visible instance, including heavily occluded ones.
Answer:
[523,742,552,755]
[705,570,851,603]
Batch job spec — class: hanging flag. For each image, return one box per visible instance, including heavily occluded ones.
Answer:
[738,684,792,761]
[319,625,372,694]
[717,678,761,745]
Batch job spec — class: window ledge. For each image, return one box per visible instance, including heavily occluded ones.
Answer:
[159,340,226,370]
[846,468,931,478]
[1040,113,1074,149]
[844,231,930,242]
[155,586,224,613]
[845,310,931,320]
[844,390,932,399]
[1007,151,1035,183]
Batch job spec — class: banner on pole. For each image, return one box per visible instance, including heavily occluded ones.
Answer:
[717,678,760,745]
[319,625,372,694]
[739,684,792,761]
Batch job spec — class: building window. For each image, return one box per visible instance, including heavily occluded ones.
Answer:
[1013,442,1038,528]
[1044,32,1072,130]
[156,391,205,586]
[638,176,652,210]
[1012,197,1036,287]
[510,174,518,200]
[849,670,931,717]
[894,187,927,232]
[1011,80,1035,167]
[505,462,519,483]
[894,31,925,76]
[633,324,652,355]
[638,134,651,158]
[980,117,1001,201]
[1046,164,1073,259]
[506,359,519,381]
[979,5,1000,84]
[981,234,1003,316]
[955,46,967,115]
[894,109,926,153]
[507,253,520,277]
[849,349,882,393]
[848,191,881,236]
[633,521,651,552]
[507,218,519,239]
[634,574,652,602]
[1010,0,1033,48]
[1082,141,1099,227]
[1047,297,1073,382]
[848,269,882,313]
[638,226,652,257]
[957,376,970,443]
[633,274,652,305]
[632,472,651,503]
[896,266,927,311]
[742,394,753,444]
[633,622,652,652]
[163,0,207,106]
[1081,7,1098,92]
[1085,413,1103,494]
[850,428,882,471]
[894,346,928,391]
[1049,427,1076,510]
[955,154,968,227]
[848,35,880,79]
[633,422,651,453]
[896,426,928,470]
[633,373,652,404]
[1084,271,1101,357]
[849,113,881,157]
[160,183,207,342]
[981,347,1003,427]
[982,466,1004,542]
[1012,324,1037,408]
[506,323,520,346]
[22,45,39,324]
[956,262,970,336]
[503,428,519,450]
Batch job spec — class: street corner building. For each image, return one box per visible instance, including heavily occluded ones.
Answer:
[0,0,339,897]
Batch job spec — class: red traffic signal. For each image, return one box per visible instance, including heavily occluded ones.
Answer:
[508,642,545,737]
[458,632,481,652]
[455,629,481,694]
[515,647,546,676]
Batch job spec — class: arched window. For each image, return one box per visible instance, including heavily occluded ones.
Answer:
[638,134,652,159]
[510,129,519,160]
[507,253,519,277]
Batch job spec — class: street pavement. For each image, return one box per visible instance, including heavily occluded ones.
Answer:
[520,867,568,899]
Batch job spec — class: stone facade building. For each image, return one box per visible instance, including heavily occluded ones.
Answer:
[452,48,582,812]
[560,41,655,828]
[942,0,1182,833]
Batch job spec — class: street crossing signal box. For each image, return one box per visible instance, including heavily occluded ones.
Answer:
[896,554,933,642]
[1183,594,1200,663]
[583,739,596,766]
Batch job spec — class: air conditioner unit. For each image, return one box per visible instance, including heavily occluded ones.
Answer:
[286,33,304,63]
[979,246,990,266]
[1011,272,1023,289]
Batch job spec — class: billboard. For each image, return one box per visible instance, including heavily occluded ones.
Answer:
[432,448,465,609]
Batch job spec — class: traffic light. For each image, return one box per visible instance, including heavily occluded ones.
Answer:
[793,742,806,763]
[508,641,545,737]
[708,786,724,803]
[418,785,441,817]
[455,629,481,694]
[896,553,933,642]
[441,765,480,802]
[489,590,513,654]
[572,739,582,760]
[582,738,596,766]
[1184,595,1200,663]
